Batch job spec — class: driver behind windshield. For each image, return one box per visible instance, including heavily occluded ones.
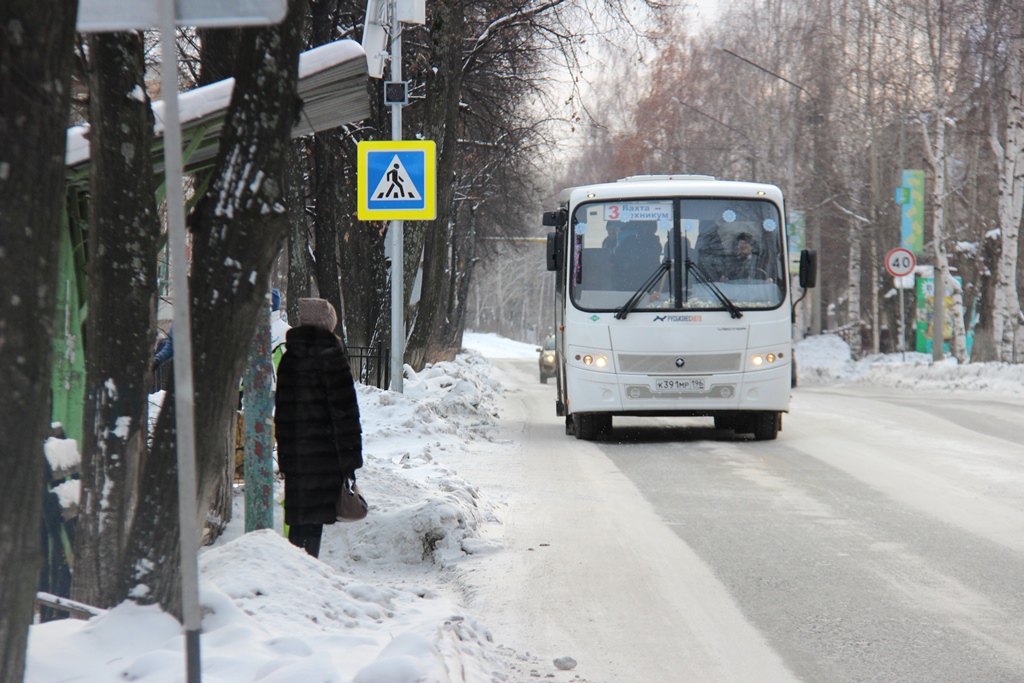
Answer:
[720,232,759,282]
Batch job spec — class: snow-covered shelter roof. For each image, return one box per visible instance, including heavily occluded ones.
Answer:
[66,39,369,185]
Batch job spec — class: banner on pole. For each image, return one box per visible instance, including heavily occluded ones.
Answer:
[915,272,964,354]
[897,169,925,255]
[787,210,805,276]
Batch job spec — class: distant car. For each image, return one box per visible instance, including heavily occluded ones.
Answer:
[537,335,557,384]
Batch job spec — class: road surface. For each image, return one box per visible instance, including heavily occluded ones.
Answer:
[447,359,1024,682]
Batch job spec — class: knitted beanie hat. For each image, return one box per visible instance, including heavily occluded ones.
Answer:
[298,298,337,332]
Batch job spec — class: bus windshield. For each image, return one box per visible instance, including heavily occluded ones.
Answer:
[569,198,786,312]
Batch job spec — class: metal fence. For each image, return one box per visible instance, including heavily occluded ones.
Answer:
[346,344,391,390]
[153,362,173,393]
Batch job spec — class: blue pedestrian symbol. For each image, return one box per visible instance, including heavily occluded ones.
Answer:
[367,151,425,211]
[372,156,421,201]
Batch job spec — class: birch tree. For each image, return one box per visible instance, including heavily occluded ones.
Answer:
[917,0,970,362]
[991,37,1024,362]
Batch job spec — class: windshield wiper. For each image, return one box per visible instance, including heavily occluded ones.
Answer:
[685,259,743,319]
[615,260,671,320]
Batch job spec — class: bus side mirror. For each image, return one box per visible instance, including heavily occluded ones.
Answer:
[546,232,563,271]
[799,249,817,288]
[543,209,566,228]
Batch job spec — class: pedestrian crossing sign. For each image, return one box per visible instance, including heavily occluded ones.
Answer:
[358,140,436,220]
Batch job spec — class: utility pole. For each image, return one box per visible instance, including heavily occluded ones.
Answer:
[361,0,424,392]
[388,0,405,392]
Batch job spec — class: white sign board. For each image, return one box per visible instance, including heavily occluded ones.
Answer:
[77,0,287,31]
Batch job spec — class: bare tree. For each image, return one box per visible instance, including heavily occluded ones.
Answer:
[302,0,390,351]
[991,36,1024,361]
[286,140,315,324]
[73,31,160,610]
[120,0,309,618]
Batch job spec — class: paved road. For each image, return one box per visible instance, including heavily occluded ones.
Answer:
[450,359,1024,682]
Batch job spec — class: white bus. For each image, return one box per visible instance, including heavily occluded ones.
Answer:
[543,175,816,441]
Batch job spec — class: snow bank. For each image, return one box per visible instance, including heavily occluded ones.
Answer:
[797,334,1024,396]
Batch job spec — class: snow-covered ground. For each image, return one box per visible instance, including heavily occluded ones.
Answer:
[796,333,1024,395]
[24,332,1024,682]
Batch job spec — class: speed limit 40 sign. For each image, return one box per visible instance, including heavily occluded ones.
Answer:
[885,247,916,277]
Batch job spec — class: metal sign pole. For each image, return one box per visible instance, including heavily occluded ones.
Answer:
[158,3,203,680]
[389,0,404,393]
[898,280,906,361]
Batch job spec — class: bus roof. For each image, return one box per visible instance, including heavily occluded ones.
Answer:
[557,175,784,207]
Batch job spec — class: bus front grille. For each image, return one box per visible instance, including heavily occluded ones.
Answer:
[617,352,742,374]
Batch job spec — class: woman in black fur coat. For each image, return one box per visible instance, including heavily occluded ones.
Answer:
[274,298,362,558]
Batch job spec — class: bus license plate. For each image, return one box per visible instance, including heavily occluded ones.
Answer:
[655,378,706,392]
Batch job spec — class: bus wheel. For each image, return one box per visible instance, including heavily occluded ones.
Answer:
[565,415,575,436]
[751,411,781,441]
[573,413,603,441]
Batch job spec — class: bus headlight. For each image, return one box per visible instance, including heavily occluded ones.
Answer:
[577,353,609,369]
[751,352,781,368]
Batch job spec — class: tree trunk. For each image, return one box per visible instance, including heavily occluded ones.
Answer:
[925,111,968,363]
[0,1,78,679]
[970,230,1001,362]
[847,218,863,357]
[436,201,477,356]
[338,129,389,351]
[188,26,248,546]
[405,0,464,370]
[993,38,1024,362]
[196,28,243,86]
[309,1,345,335]
[312,135,345,334]
[120,0,308,619]
[337,65,390,354]
[74,31,160,611]
[286,140,314,325]
[806,2,839,336]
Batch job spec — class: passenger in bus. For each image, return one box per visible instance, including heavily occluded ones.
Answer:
[694,221,725,274]
[602,221,622,251]
[610,220,661,289]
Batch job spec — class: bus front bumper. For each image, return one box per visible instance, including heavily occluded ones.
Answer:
[565,364,791,415]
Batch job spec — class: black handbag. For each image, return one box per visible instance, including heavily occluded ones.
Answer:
[336,476,368,522]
